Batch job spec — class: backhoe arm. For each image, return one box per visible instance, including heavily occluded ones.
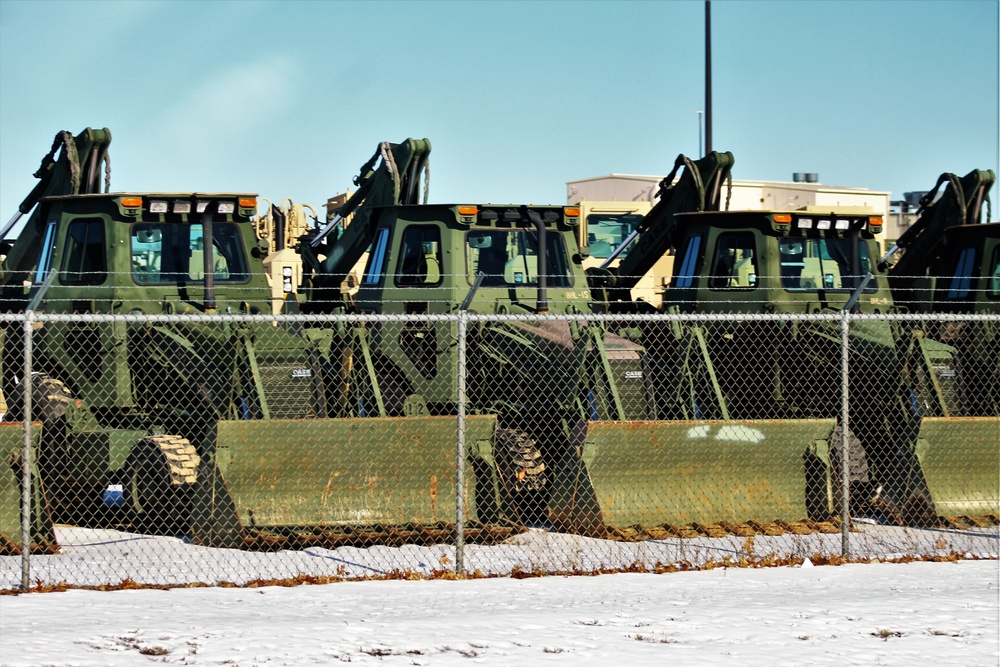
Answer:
[1,128,112,282]
[888,168,995,282]
[615,151,734,290]
[298,138,431,302]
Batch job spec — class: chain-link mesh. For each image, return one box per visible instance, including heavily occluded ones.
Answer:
[1,310,997,590]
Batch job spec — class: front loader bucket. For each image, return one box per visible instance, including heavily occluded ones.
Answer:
[0,423,55,553]
[549,419,836,536]
[199,415,497,545]
[915,417,1000,517]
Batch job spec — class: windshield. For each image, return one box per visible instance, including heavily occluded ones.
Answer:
[465,228,572,288]
[779,237,874,292]
[131,223,249,284]
[586,214,643,260]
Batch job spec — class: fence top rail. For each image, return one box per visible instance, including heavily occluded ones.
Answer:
[2,311,998,325]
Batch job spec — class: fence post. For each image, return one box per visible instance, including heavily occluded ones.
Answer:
[455,311,468,575]
[839,309,851,558]
[20,313,34,590]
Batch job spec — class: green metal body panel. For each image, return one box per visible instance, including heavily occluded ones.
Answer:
[0,423,52,551]
[915,417,1000,516]
[70,428,149,476]
[549,418,835,532]
[216,414,497,527]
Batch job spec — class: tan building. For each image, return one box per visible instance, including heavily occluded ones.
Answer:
[567,173,890,216]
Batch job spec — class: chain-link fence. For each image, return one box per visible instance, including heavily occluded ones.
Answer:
[1,310,997,590]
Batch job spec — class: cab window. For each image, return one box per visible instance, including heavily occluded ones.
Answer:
[34,220,58,283]
[61,218,107,285]
[586,214,643,260]
[709,232,757,290]
[673,234,703,289]
[945,247,976,300]
[362,228,390,285]
[395,226,443,286]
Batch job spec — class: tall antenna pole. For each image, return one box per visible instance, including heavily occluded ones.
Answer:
[697,110,703,157]
[705,0,713,154]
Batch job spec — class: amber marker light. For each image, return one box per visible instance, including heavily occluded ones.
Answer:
[773,214,793,223]
[239,197,257,208]
[458,206,478,216]
[121,197,143,208]
[564,207,581,217]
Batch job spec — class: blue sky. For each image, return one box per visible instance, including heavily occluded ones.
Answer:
[1,0,997,221]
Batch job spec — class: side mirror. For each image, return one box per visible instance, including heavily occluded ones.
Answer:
[135,227,162,243]
[468,233,493,249]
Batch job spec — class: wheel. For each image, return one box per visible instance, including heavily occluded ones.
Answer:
[4,373,73,422]
[495,428,548,524]
[125,434,200,534]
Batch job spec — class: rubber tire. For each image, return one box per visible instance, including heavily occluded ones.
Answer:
[5,374,73,422]
[125,435,199,535]
[495,428,548,525]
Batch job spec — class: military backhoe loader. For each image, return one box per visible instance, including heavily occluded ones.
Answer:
[597,164,998,526]
[880,168,999,518]
[654,209,938,522]
[588,158,1000,524]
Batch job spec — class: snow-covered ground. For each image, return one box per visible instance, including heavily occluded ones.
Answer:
[1,560,997,666]
[2,521,997,589]
[1,524,998,666]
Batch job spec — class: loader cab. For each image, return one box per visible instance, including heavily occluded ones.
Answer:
[666,210,892,314]
[354,204,591,315]
[1,193,267,315]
